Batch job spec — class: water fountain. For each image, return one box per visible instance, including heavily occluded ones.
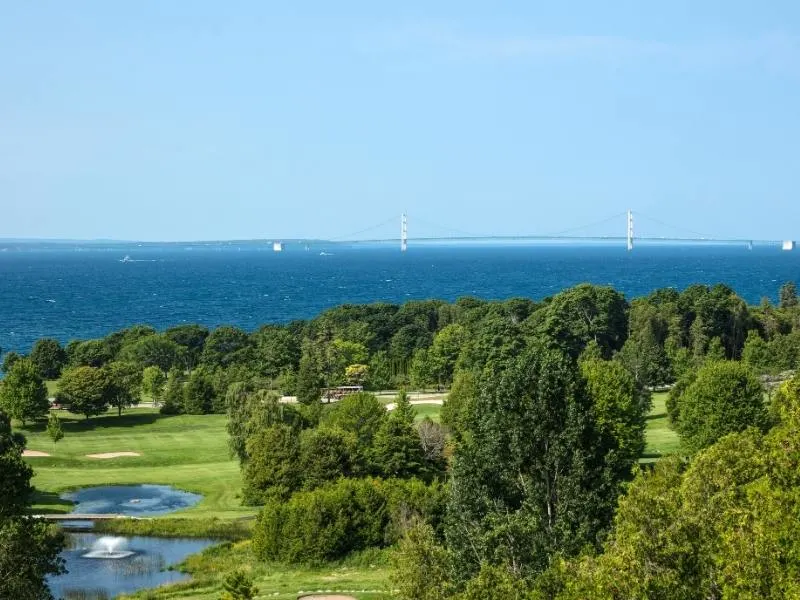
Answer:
[82,536,136,559]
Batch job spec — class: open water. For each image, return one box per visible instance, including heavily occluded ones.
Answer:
[1,242,799,354]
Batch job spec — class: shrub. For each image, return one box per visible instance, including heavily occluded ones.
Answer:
[252,477,446,563]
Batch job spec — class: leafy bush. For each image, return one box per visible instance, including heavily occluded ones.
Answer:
[252,477,445,563]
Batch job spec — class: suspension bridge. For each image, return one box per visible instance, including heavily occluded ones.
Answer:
[295,211,796,252]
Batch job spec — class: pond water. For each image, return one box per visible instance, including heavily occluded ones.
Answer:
[63,484,202,516]
[49,485,211,599]
[49,533,215,600]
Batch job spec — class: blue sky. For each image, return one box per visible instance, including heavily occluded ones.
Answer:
[2,1,800,241]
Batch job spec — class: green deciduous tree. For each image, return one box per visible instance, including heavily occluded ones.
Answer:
[410,347,435,389]
[537,284,629,359]
[68,339,111,367]
[581,358,649,470]
[103,361,142,416]
[201,326,251,368]
[674,360,768,453]
[183,368,216,415]
[440,370,477,442]
[328,339,368,384]
[445,343,625,584]
[0,358,50,425]
[321,391,386,450]
[226,384,299,466]
[141,365,167,405]
[299,426,357,489]
[0,411,65,599]
[164,324,209,369]
[391,523,454,600]
[46,412,63,451]
[58,366,110,419]
[0,412,33,517]
[29,338,67,380]
[243,424,301,504]
[296,348,323,405]
[119,334,183,372]
[428,324,468,387]
[1,351,21,374]
[159,368,184,415]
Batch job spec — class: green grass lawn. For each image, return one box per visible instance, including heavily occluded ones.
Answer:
[643,391,682,461]
[22,408,253,519]
[412,403,442,423]
[120,544,392,600]
[45,379,59,397]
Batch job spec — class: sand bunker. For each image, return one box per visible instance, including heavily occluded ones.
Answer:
[85,452,141,459]
[23,450,51,457]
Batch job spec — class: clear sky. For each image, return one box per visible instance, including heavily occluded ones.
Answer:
[2,1,800,241]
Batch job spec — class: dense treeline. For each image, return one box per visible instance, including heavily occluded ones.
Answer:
[2,281,798,423]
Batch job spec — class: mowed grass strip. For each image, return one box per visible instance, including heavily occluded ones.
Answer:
[21,409,253,519]
[643,391,682,461]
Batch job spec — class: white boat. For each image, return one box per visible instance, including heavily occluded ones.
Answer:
[273,241,283,252]
[120,255,132,263]
[782,240,795,251]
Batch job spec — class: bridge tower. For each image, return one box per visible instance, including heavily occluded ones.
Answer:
[401,213,408,252]
[626,210,634,251]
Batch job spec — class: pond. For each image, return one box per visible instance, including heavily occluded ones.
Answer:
[49,485,211,599]
[49,533,215,600]
[63,484,202,516]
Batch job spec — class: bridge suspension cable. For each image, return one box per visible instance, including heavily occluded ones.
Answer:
[544,211,629,237]
[634,211,714,240]
[329,215,400,241]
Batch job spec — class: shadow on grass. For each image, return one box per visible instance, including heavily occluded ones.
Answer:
[29,490,74,514]
[22,411,165,433]
[646,412,668,421]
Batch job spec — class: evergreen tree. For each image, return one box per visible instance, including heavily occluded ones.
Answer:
[779,281,798,309]
[219,570,258,600]
[372,389,424,478]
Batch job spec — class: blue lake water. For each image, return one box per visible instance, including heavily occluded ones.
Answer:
[49,534,215,600]
[49,485,210,599]
[2,242,799,353]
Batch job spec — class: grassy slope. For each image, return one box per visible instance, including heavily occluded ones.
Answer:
[121,545,392,600]
[23,409,252,519]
